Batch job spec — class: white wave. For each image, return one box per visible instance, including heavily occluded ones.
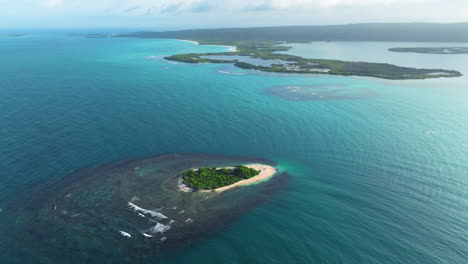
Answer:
[150,223,171,234]
[161,237,167,242]
[424,130,439,134]
[119,231,132,238]
[185,218,194,223]
[128,202,168,220]
[145,55,161,60]
[218,70,245,75]
[142,233,153,238]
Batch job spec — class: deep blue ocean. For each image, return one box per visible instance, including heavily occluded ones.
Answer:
[0,33,467,263]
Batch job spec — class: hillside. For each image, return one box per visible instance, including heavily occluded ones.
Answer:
[117,23,468,44]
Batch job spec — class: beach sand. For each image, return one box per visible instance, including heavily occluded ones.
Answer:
[179,39,200,45]
[178,164,277,193]
[178,39,238,52]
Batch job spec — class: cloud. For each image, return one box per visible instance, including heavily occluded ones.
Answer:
[240,0,432,11]
[46,0,63,8]
[3,0,464,27]
[114,0,437,15]
[33,0,442,16]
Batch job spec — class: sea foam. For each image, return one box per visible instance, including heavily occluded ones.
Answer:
[142,233,154,238]
[150,223,171,234]
[218,70,245,75]
[119,231,132,238]
[128,202,168,220]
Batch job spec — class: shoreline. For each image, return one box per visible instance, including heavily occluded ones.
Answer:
[178,164,277,193]
[177,39,237,52]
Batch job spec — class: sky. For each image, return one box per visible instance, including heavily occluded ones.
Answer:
[1,0,468,29]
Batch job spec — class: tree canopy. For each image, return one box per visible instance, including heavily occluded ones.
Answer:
[182,166,260,190]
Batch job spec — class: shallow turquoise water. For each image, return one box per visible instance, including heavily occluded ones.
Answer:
[0,35,467,263]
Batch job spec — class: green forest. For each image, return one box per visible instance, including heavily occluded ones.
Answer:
[182,166,260,190]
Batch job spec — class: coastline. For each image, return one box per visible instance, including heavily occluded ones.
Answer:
[177,39,237,52]
[178,164,277,193]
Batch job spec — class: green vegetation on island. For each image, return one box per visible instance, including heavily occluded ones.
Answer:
[182,166,260,190]
[389,47,468,54]
[163,41,461,79]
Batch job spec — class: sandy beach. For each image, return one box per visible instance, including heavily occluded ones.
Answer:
[178,39,200,45]
[178,39,238,52]
[178,164,277,193]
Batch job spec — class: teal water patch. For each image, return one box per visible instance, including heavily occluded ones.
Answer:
[265,84,379,100]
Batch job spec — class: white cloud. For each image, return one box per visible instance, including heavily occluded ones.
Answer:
[1,0,466,28]
[27,0,450,15]
[46,0,63,8]
[119,0,433,12]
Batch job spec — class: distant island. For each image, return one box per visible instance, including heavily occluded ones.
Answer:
[113,23,466,80]
[179,164,277,192]
[389,47,468,54]
[162,41,461,79]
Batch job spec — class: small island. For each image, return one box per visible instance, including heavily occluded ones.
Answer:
[179,164,277,193]
[389,47,468,54]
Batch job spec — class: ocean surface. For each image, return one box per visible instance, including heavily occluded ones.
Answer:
[0,34,467,263]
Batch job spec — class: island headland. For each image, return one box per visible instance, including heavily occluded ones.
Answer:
[161,41,462,79]
[112,24,466,80]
